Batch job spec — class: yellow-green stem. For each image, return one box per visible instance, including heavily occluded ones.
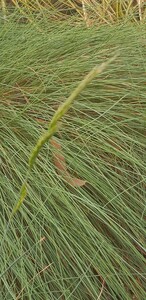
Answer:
[12,53,118,217]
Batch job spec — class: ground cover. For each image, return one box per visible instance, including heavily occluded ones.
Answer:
[0,14,146,300]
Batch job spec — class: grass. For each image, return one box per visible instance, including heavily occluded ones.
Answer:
[1,0,146,24]
[0,14,146,300]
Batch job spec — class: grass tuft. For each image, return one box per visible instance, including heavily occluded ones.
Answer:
[0,16,146,300]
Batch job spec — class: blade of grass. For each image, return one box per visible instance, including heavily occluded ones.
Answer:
[11,54,118,220]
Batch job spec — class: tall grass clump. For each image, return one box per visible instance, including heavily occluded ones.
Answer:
[1,0,146,24]
[0,17,146,299]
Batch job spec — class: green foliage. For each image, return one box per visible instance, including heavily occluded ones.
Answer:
[0,17,146,299]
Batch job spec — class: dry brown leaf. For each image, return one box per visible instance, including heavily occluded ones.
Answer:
[50,138,86,187]
[65,176,86,187]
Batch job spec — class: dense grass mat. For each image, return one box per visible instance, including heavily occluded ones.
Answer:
[0,19,146,299]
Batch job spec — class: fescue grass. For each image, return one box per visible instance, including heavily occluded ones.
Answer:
[0,15,146,299]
